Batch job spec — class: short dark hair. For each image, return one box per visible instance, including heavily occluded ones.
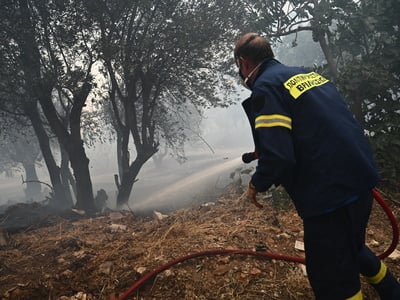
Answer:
[234,34,274,64]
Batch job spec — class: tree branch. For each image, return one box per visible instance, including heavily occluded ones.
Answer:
[271,26,313,37]
[21,175,53,190]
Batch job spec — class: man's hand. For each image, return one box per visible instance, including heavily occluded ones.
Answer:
[247,182,263,209]
[242,152,257,163]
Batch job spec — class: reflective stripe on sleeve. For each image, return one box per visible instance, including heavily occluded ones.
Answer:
[255,114,292,130]
[365,262,387,285]
[346,290,363,300]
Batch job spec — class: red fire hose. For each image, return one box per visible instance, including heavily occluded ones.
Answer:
[372,189,399,259]
[117,189,399,300]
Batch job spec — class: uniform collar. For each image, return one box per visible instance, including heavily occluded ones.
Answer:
[253,58,280,83]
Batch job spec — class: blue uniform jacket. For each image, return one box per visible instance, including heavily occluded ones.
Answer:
[243,59,379,218]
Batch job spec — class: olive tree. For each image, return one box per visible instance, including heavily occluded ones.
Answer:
[1,0,99,212]
[88,0,243,205]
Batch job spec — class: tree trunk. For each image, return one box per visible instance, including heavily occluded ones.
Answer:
[18,0,70,209]
[116,143,158,206]
[349,89,364,127]
[318,35,338,80]
[37,91,96,212]
[18,0,95,212]
[21,160,42,202]
[116,128,130,183]
[11,132,42,202]
[60,146,75,207]
[66,140,95,212]
[36,89,96,212]
[312,1,338,80]
[28,107,68,208]
[116,160,143,206]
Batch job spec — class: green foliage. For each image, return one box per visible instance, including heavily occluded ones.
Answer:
[370,128,400,190]
[331,0,400,186]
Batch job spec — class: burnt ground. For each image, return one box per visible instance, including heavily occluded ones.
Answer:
[0,185,399,300]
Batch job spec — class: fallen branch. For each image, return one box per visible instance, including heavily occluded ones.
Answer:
[21,175,53,191]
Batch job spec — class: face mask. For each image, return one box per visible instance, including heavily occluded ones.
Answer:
[238,61,264,90]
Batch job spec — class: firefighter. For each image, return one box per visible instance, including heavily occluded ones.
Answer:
[234,32,400,299]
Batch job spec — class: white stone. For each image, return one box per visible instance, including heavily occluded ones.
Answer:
[388,249,400,261]
[299,264,307,276]
[99,261,113,275]
[277,232,291,239]
[369,239,380,247]
[71,208,85,215]
[109,223,127,232]
[109,212,124,220]
[294,240,305,251]
[136,266,147,274]
[153,210,168,221]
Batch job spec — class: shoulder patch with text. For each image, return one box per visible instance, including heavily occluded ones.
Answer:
[283,72,329,99]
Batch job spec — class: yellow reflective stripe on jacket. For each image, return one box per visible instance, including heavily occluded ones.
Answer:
[365,262,387,285]
[283,71,329,99]
[346,290,363,300]
[255,114,292,130]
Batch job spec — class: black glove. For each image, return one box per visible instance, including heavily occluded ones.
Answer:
[242,152,257,164]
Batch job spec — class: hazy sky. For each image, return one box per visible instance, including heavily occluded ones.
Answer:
[0,32,323,211]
